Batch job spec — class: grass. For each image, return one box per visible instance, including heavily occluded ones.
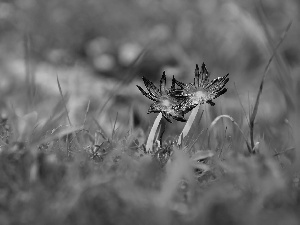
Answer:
[0,61,299,225]
[0,3,300,224]
[0,103,299,225]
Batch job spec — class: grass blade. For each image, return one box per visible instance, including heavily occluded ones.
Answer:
[24,32,36,111]
[257,2,294,109]
[56,75,72,126]
[29,98,68,144]
[208,115,252,153]
[111,112,118,139]
[249,21,291,150]
[97,45,149,118]
[82,100,90,128]
[33,126,82,147]
[56,74,83,151]
[91,116,108,141]
[234,83,250,126]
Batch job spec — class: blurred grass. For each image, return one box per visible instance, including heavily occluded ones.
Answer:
[0,0,299,224]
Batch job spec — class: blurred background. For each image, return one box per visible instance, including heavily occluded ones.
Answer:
[0,0,299,152]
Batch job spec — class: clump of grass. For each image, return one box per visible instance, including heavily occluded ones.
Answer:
[1,97,298,225]
[1,32,300,225]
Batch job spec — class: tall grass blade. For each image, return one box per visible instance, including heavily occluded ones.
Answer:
[24,32,36,111]
[91,116,108,141]
[234,83,250,126]
[111,112,118,139]
[208,115,252,153]
[56,74,82,150]
[249,21,291,150]
[82,100,90,128]
[30,98,68,144]
[97,45,149,118]
[33,126,82,148]
[56,75,72,126]
[249,78,263,150]
[186,128,205,153]
[257,2,294,109]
